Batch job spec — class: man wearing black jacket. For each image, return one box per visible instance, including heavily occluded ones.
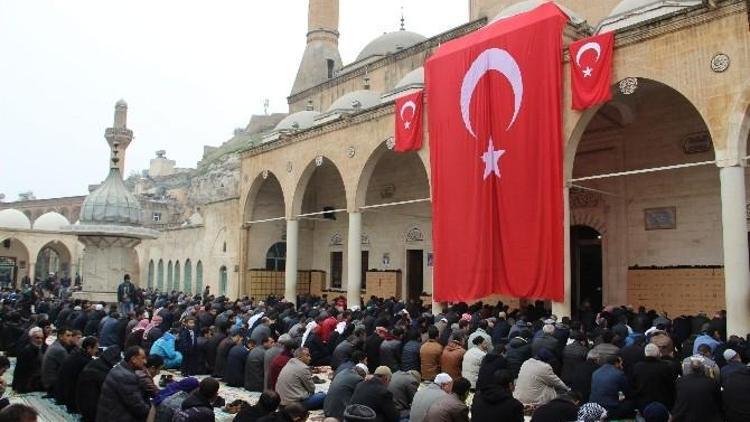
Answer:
[75,345,121,422]
[349,366,399,422]
[631,343,677,411]
[55,336,98,412]
[472,369,524,422]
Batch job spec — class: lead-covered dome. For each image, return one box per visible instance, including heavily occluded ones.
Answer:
[33,212,70,231]
[356,31,427,62]
[0,209,31,230]
[395,67,424,90]
[80,168,143,226]
[492,0,585,24]
[274,110,321,131]
[327,90,381,113]
[598,0,701,32]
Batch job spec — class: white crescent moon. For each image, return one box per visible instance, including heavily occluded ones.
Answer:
[460,48,523,137]
[575,42,601,67]
[400,100,417,121]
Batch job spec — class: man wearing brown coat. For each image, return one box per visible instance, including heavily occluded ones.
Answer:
[440,334,466,380]
[420,326,443,381]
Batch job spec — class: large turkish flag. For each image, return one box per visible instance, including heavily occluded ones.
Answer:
[426,3,566,302]
[570,32,614,110]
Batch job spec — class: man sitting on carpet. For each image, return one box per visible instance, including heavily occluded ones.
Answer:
[276,347,326,410]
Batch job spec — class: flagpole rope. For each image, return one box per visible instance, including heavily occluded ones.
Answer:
[568,184,619,197]
[296,208,348,218]
[360,198,431,210]
[569,160,716,182]
[245,216,286,225]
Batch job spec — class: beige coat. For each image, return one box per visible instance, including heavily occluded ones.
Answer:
[275,357,315,406]
[512,357,569,406]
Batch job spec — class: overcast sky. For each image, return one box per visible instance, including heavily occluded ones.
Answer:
[0,1,468,200]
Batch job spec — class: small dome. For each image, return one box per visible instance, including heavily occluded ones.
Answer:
[492,0,585,24]
[395,67,424,89]
[599,0,701,31]
[327,90,381,113]
[34,212,70,231]
[356,31,427,62]
[80,168,143,226]
[274,110,321,131]
[116,99,127,108]
[0,209,31,230]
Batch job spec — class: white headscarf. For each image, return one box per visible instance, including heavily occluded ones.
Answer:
[301,321,318,348]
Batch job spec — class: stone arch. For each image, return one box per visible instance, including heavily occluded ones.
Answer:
[184,259,193,293]
[219,265,228,296]
[34,239,73,278]
[0,236,31,285]
[570,211,607,236]
[157,259,164,290]
[355,139,431,209]
[174,260,181,291]
[242,171,286,223]
[212,227,228,254]
[167,260,173,291]
[290,156,348,217]
[565,77,715,180]
[196,260,204,293]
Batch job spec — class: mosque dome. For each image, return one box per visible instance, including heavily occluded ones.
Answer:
[33,212,70,231]
[0,209,31,230]
[79,168,143,226]
[598,0,701,32]
[327,90,381,113]
[492,0,585,24]
[274,110,321,131]
[356,31,427,62]
[394,67,424,90]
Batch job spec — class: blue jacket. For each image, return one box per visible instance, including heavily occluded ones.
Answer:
[693,334,721,355]
[400,340,421,372]
[151,332,179,360]
[99,317,121,348]
[589,364,629,410]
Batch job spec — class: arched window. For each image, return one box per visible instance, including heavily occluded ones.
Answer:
[157,259,164,290]
[196,261,204,293]
[167,261,173,291]
[184,259,192,293]
[147,260,154,289]
[265,242,286,271]
[174,260,181,292]
[219,265,228,296]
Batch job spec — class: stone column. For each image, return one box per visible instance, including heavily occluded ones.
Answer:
[719,165,750,336]
[346,212,362,309]
[284,219,299,303]
[552,186,572,318]
[28,261,36,284]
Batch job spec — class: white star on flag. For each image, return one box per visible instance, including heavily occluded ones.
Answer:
[404,121,411,129]
[481,137,505,179]
[582,66,593,78]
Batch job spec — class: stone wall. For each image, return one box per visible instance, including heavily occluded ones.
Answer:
[137,197,240,297]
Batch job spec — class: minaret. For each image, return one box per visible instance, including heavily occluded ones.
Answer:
[105,99,134,176]
[290,0,342,99]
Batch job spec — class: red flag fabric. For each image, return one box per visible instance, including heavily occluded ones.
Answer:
[570,32,614,110]
[425,3,566,302]
[394,90,424,152]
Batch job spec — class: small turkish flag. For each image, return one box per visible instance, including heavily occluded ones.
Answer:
[394,90,423,152]
[570,32,614,110]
